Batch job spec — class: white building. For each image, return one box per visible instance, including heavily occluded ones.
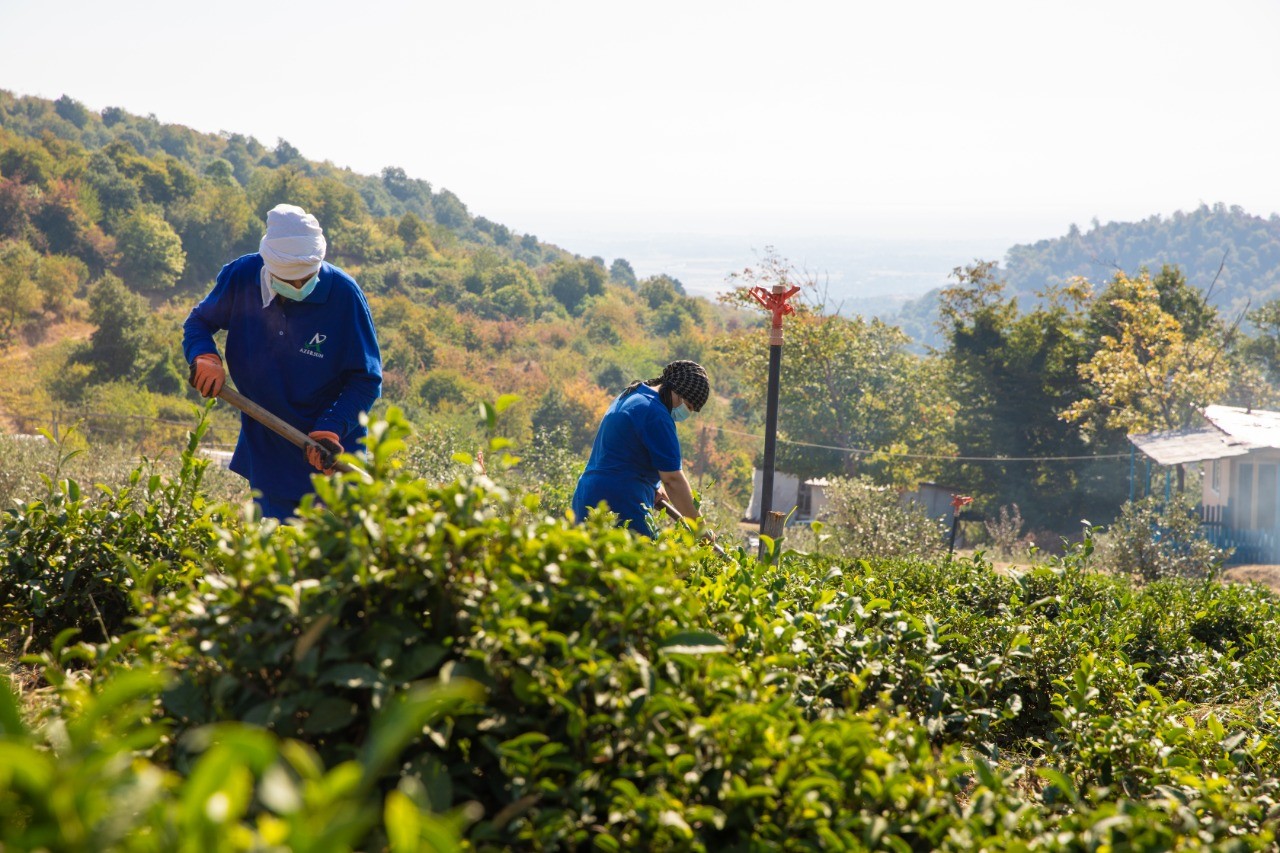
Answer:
[744,469,829,523]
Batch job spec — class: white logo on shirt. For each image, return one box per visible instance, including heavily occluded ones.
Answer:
[301,332,327,358]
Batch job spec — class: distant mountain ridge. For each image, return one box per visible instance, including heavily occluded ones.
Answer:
[891,203,1280,349]
[1002,203,1280,316]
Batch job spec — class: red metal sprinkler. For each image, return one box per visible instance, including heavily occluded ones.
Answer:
[749,281,801,559]
[948,494,973,557]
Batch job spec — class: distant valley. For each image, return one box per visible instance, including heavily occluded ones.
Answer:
[553,232,1015,315]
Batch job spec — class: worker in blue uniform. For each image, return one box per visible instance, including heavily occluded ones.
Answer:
[182,203,382,520]
[572,360,711,537]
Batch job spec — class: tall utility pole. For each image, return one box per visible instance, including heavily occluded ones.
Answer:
[749,281,799,558]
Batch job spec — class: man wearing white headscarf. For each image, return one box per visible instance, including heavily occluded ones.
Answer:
[182,203,382,520]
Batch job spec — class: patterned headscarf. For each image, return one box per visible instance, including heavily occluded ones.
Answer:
[656,360,710,411]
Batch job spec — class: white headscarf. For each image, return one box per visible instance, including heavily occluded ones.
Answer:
[259,204,326,280]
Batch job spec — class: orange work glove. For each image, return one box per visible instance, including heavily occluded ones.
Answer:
[188,353,225,398]
[306,430,343,473]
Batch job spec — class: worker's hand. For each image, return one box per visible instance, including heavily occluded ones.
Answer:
[188,353,225,398]
[656,488,670,505]
[306,430,342,473]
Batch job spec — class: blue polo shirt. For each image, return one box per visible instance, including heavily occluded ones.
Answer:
[572,385,682,537]
[182,254,382,503]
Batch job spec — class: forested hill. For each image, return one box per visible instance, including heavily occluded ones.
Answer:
[1003,204,1280,316]
[0,89,582,291]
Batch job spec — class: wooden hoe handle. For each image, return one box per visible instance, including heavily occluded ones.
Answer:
[216,386,367,478]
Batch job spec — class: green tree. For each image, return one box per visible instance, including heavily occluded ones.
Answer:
[381,166,432,207]
[432,189,470,230]
[0,135,58,188]
[272,138,304,167]
[0,240,41,341]
[90,145,143,223]
[172,184,258,287]
[86,273,149,378]
[249,167,322,220]
[114,208,186,291]
[100,105,127,127]
[938,262,1121,531]
[53,95,91,130]
[220,133,260,185]
[1241,299,1280,388]
[609,258,637,288]
[548,259,605,316]
[720,254,954,486]
[397,211,429,247]
[638,274,682,308]
[203,158,236,187]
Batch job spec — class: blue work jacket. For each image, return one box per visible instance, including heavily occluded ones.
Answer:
[182,254,382,502]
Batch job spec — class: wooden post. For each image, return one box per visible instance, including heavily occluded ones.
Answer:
[761,510,786,564]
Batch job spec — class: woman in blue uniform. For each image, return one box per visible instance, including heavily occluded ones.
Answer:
[572,360,710,537]
[182,204,382,520]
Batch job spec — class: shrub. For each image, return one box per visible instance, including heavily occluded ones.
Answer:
[1096,495,1230,581]
[983,503,1032,560]
[819,475,948,561]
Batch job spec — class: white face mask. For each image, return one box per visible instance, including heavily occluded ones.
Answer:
[271,272,319,302]
[671,402,692,423]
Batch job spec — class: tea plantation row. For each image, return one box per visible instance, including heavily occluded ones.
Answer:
[1,409,1278,850]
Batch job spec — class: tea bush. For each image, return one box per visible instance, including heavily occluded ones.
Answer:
[0,662,479,852]
[0,412,218,652]
[5,407,1280,849]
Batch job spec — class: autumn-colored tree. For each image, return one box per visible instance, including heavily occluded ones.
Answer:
[531,377,612,453]
[30,180,116,275]
[1064,270,1229,435]
[0,178,32,241]
[397,212,431,251]
[36,253,89,317]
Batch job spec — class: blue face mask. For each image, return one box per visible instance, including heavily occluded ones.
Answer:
[671,403,692,423]
[271,272,319,302]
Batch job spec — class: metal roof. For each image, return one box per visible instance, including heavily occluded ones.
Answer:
[1127,426,1251,466]
[1201,405,1280,449]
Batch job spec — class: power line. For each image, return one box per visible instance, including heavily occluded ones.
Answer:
[700,424,1130,463]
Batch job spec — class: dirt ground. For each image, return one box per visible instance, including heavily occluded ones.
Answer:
[986,556,1280,595]
[1220,564,1280,593]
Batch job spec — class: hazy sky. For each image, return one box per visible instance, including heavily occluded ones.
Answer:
[2,0,1278,250]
